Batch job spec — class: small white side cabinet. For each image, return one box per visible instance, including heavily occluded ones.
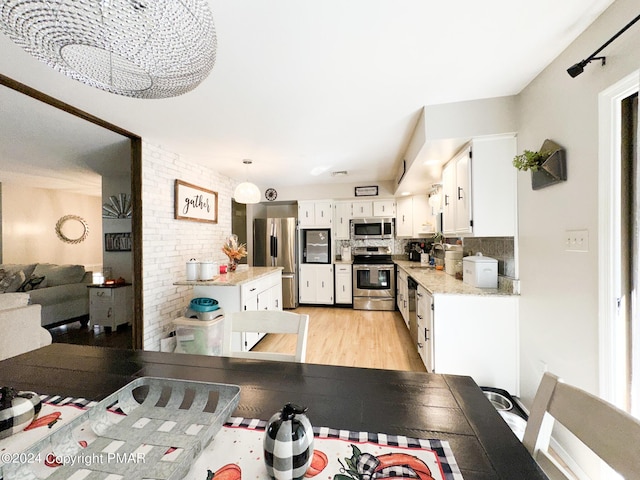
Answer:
[88,284,133,330]
[334,264,352,304]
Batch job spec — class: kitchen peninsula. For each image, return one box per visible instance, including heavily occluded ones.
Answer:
[395,260,519,394]
[175,266,283,351]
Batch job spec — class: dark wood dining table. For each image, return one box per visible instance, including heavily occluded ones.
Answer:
[0,344,546,479]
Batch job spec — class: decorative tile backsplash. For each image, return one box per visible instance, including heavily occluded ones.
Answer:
[461,236,515,278]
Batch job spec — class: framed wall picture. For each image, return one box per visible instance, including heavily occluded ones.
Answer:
[174,180,218,223]
[354,185,379,197]
[105,232,132,252]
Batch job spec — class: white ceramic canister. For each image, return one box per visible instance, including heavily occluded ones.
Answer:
[186,258,199,281]
[199,260,216,280]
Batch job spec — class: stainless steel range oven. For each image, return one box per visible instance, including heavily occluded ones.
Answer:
[352,247,396,311]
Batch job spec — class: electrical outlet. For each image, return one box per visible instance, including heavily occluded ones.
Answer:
[565,229,589,252]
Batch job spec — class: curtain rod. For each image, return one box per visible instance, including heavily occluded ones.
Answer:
[567,13,640,78]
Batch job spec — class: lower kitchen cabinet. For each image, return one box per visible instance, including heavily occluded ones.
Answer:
[334,263,352,304]
[432,294,518,395]
[416,285,433,372]
[299,264,334,304]
[396,268,409,329]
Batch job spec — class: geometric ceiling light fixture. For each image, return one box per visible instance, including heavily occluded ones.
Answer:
[0,0,217,98]
[233,160,261,204]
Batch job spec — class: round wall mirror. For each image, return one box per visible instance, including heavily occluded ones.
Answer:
[55,215,89,244]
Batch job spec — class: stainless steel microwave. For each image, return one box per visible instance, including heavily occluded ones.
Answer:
[350,218,394,240]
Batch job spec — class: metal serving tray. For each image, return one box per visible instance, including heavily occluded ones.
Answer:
[2,377,240,480]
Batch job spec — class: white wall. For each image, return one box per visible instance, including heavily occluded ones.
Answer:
[141,142,236,350]
[516,0,639,474]
[1,184,102,268]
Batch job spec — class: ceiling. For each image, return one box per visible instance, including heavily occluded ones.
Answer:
[0,0,616,196]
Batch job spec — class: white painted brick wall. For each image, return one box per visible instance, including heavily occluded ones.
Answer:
[141,141,237,350]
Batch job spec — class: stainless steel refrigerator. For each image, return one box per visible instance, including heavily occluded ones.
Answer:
[253,217,298,308]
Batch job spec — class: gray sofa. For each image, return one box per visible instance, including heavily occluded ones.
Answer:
[0,263,92,327]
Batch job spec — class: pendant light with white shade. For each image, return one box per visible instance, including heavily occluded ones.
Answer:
[233,160,261,204]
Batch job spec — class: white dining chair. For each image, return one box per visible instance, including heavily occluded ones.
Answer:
[522,372,640,479]
[222,310,309,362]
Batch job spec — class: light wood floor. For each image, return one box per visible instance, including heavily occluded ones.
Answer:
[252,306,426,372]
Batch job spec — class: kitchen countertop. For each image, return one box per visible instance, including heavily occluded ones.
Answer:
[174,266,282,287]
[394,260,516,296]
[333,258,353,264]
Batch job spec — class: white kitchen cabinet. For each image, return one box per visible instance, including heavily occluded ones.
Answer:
[416,285,433,372]
[88,284,132,330]
[395,196,413,238]
[334,263,352,304]
[373,199,395,217]
[442,135,517,237]
[396,267,409,328]
[193,270,282,352]
[299,264,334,304]
[432,294,518,394]
[334,201,352,240]
[243,282,281,311]
[454,148,472,235]
[442,161,456,235]
[351,199,395,218]
[395,195,435,238]
[298,200,332,227]
[351,200,373,218]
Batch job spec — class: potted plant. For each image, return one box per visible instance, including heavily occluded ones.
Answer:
[513,140,567,190]
[512,150,550,172]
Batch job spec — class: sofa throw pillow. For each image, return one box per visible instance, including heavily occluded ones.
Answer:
[0,270,26,293]
[17,275,45,292]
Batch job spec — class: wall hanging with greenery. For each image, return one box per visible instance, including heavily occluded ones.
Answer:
[513,139,566,190]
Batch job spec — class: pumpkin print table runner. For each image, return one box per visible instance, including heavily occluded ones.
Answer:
[0,395,464,480]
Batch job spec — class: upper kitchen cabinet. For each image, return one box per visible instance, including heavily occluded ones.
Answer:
[352,199,396,218]
[351,200,373,218]
[442,135,517,237]
[298,200,333,227]
[334,201,351,240]
[373,199,395,217]
[395,195,435,238]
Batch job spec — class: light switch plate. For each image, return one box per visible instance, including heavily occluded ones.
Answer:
[565,229,589,252]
